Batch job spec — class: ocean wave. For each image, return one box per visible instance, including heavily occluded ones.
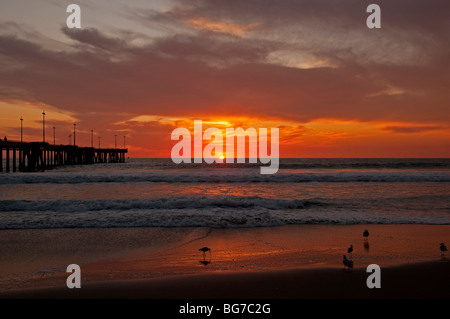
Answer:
[1,194,449,229]
[121,158,450,170]
[1,207,449,229]
[1,171,450,184]
[278,161,450,170]
[0,196,323,212]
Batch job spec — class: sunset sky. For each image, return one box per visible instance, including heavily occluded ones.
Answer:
[0,0,449,158]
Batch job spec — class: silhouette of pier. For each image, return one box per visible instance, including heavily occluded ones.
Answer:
[0,140,127,172]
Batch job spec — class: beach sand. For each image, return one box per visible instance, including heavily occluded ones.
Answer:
[1,225,449,299]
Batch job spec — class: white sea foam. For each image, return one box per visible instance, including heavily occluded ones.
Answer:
[1,207,449,229]
[0,194,449,229]
[1,170,449,184]
[0,196,320,212]
[1,159,449,229]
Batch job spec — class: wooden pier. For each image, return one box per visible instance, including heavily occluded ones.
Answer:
[0,140,127,172]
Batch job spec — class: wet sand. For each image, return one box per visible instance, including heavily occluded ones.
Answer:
[1,225,449,298]
[2,261,449,299]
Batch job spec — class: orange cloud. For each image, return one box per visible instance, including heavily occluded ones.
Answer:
[113,114,450,158]
[186,17,257,37]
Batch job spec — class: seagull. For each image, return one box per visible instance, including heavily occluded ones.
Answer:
[363,229,369,239]
[440,243,448,256]
[343,255,353,270]
[199,246,211,258]
[347,245,353,259]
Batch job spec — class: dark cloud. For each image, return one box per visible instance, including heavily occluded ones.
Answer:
[0,25,449,126]
[0,0,449,130]
[165,0,450,33]
[62,28,127,51]
[383,125,445,134]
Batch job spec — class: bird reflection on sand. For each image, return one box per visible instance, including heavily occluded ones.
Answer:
[364,241,370,252]
[440,242,447,260]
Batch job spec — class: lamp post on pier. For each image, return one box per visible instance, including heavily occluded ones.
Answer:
[20,117,23,143]
[42,111,46,143]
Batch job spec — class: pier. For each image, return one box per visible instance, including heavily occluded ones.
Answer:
[0,140,127,172]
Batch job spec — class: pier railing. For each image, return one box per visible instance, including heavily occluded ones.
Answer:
[0,140,127,172]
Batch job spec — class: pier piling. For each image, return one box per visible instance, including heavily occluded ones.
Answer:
[0,140,127,172]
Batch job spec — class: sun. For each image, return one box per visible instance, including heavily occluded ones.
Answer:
[219,155,225,160]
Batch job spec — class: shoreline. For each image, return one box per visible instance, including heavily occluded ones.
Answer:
[1,260,449,299]
[1,224,450,299]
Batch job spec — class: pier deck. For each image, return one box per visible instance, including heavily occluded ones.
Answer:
[0,140,127,172]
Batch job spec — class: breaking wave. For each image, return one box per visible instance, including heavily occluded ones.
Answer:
[0,196,322,212]
[1,171,449,184]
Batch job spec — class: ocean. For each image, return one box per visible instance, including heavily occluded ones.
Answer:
[0,158,449,229]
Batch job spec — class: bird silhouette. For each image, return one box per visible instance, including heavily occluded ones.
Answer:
[347,245,353,259]
[440,243,447,256]
[363,229,369,239]
[343,255,353,270]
